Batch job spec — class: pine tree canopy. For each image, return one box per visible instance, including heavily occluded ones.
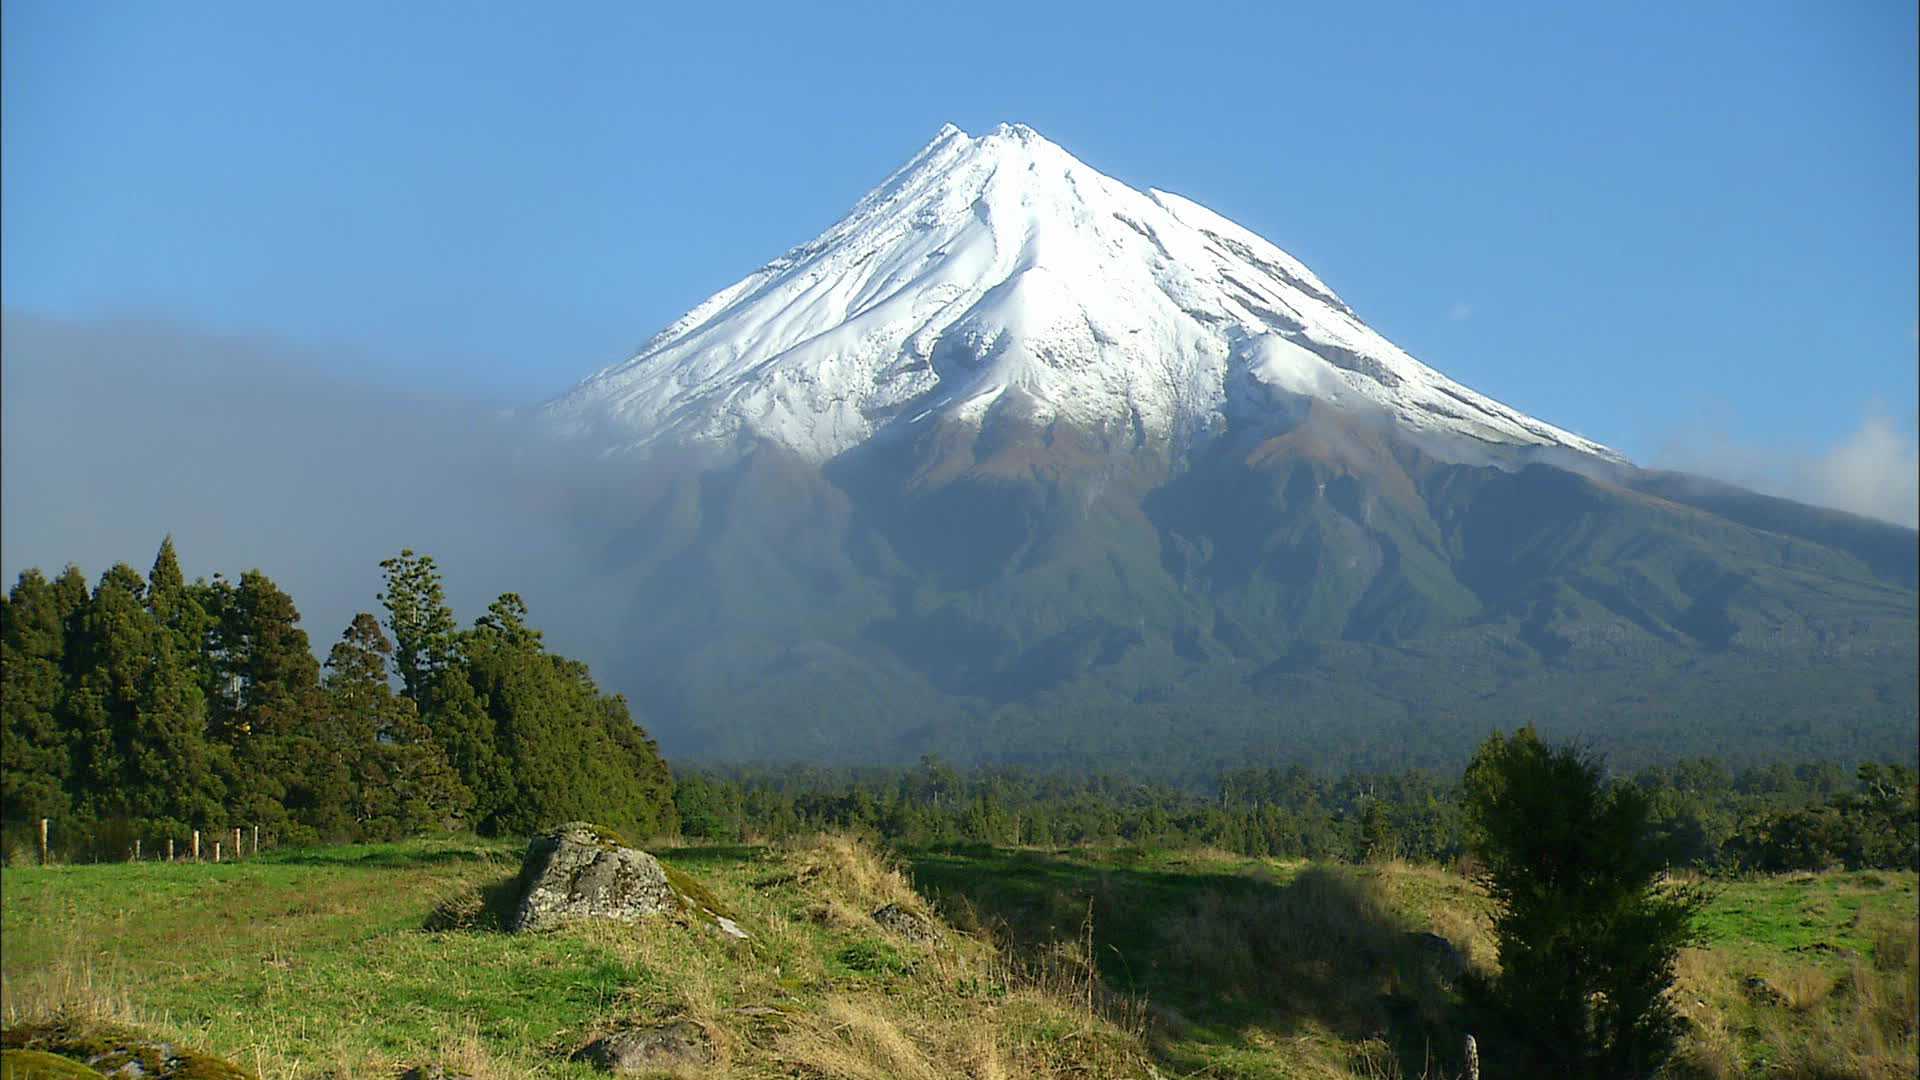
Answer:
[1,541,676,852]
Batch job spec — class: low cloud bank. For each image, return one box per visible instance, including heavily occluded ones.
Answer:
[1654,414,1919,530]
[0,310,628,664]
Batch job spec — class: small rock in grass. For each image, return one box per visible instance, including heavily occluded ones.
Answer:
[570,1021,711,1074]
[871,902,938,942]
[1743,975,1787,1006]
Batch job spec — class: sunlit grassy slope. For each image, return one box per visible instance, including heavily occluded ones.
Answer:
[2,838,1914,1078]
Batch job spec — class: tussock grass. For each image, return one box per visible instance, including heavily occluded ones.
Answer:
[1667,912,1918,1080]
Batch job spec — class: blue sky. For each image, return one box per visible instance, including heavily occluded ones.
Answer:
[4,0,1916,466]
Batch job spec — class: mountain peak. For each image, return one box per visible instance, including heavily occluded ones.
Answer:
[543,126,1621,465]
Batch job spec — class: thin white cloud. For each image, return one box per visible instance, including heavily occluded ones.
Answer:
[1803,416,1920,528]
[1655,413,1919,529]
[1446,302,1474,322]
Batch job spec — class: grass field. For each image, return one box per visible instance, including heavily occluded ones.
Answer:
[2,837,1914,1078]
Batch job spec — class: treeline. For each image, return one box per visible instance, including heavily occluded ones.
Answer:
[675,755,1920,872]
[0,540,675,859]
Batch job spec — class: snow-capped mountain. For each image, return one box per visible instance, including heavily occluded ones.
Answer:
[515,122,1913,773]
[542,123,1620,464]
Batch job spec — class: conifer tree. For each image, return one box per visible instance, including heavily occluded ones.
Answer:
[126,629,225,836]
[147,536,187,621]
[377,550,458,705]
[215,570,329,839]
[322,613,472,838]
[1,571,74,824]
[420,664,510,829]
[462,591,675,837]
[67,564,152,822]
[147,537,211,677]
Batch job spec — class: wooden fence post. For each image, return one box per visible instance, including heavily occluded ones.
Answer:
[253,825,260,856]
[167,837,176,862]
[133,839,141,862]
[1464,1034,1479,1080]
[233,827,242,860]
[192,830,201,861]
[39,819,49,866]
[214,841,222,863]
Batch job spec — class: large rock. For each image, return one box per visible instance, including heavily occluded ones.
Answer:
[1405,931,1468,984]
[570,1021,712,1074]
[509,823,683,933]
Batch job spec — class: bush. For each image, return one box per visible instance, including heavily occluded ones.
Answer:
[1464,727,1708,1078]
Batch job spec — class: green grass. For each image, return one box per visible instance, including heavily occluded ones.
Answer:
[3,836,1914,1079]
[1692,870,1918,962]
[2,837,633,1075]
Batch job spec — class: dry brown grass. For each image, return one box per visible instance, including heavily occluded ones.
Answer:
[1668,919,1919,1080]
[756,837,1154,1080]
[781,832,929,913]
[596,834,1155,1080]
[776,830,942,939]
[1425,901,1493,975]
[778,997,946,1080]
[1777,965,1835,1013]
[0,914,139,1033]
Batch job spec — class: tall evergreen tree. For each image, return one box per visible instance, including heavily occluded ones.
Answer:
[374,551,511,828]
[420,664,510,829]
[66,564,152,822]
[462,591,675,837]
[2,571,74,824]
[147,537,187,622]
[322,613,472,838]
[147,537,211,678]
[125,629,225,837]
[214,570,330,839]
[377,550,459,705]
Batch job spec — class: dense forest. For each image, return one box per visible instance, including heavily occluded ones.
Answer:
[673,756,1920,872]
[0,540,675,857]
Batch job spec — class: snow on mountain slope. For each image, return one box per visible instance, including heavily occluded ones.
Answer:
[542,123,1622,464]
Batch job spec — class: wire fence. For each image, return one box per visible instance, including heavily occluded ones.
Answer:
[0,818,272,867]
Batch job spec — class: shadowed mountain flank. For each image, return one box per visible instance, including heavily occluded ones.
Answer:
[548,411,1914,775]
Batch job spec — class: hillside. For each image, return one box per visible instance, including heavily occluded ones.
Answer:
[4,836,1914,1078]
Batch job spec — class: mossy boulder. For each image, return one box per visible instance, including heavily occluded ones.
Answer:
[511,822,745,938]
[1,1050,102,1080]
[569,1021,711,1074]
[0,1016,253,1079]
[871,901,939,942]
